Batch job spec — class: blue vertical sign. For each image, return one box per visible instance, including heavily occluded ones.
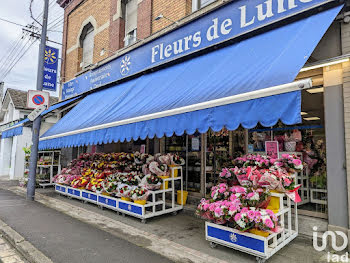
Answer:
[43,46,59,91]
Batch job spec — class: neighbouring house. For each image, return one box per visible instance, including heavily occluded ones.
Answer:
[0,86,58,179]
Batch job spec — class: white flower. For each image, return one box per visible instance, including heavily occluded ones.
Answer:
[237,220,246,228]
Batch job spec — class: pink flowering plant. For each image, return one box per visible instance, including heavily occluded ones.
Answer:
[274,154,303,173]
[210,183,231,201]
[240,187,270,208]
[234,154,271,169]
[233,208,278,232]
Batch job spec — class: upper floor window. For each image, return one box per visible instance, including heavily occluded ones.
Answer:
[80,23,94,68]
[192,0,216,12]
[124,0,138,46]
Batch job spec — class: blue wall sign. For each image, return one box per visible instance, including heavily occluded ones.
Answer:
[62,0,338,100]
[43,46,59,91]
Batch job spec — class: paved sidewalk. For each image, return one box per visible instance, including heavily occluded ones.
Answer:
[0,187,171,263]
[0,236,25,263]
[0,181,330,263]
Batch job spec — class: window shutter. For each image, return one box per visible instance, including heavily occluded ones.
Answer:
[125,0,138,35]
[82,27,94,66]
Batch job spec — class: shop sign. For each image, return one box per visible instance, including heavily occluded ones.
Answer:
[140,144,146,154]
[265,141,279,159]
[248,144,254,153]
[43,46,59,91]
[62,0,337,100]
[192,137,200,151]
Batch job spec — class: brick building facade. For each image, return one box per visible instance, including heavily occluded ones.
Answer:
[58,0,192,83]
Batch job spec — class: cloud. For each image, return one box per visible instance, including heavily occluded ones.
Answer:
[0,0,63,98]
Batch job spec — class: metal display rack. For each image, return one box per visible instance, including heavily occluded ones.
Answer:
[205,192,298,263]
[55,166,184,223]
[37,151,61,188]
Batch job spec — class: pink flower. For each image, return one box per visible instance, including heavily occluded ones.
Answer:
[229,205,238,213]
[247,210,255,220]
[264,218,274,228]
[219,187,226,193]
[219,168,229,178]
[281,154,289,159]
[241,207,249,213]
[229,194,237,201]
[209,204,216,212]
[265,209,275,217]
[292,159,302,166]
[234,213,242,221]
[247,192,254,199]
[284,178,292,186]
[214,207,223,216]
[203,203,210,211]
[270,158,276,164]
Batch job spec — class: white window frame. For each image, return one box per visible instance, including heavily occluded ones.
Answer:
[192,0,216,12]
[80,23,94,68]
[124,0,138,47]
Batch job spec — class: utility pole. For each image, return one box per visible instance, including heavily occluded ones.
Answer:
[27,0,49,201]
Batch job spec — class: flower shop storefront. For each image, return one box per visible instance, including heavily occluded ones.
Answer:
[40,0,346,261]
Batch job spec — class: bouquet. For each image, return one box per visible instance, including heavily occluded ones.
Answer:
[71,177,90,188]
[130,187,149,201]
[210,183,231,201]
[170,154,185,166]
[102,180,119,195]
[239,187,270,209]
[274,154,303,173]
[141,174,162,190]
[118,184,132,198]
[254,209,279,232]
[149,161,167,176]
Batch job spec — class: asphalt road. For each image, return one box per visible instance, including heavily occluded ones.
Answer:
[0,187,172,263]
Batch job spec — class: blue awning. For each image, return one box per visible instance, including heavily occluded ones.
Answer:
[39,6,341,150]
[2,126,23,139]
[41,96,81,116]
[0,96,81,140]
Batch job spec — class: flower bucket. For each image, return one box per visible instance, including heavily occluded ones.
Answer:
[249,228,270,237]
[134,199,147,205]
[159,176,169,189]
[177,190,188,205]
[121,197,131,201]
[267,190,280,213]
[168,165,179,177]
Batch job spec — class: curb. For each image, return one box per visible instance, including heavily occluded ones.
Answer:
[0,218,53,263]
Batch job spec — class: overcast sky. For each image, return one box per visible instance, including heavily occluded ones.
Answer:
[0,0,63,98]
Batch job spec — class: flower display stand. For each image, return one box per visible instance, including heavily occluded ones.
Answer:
[55,166,183,223]
[296,169,310,206]
[310,188,327,205]
[205,192,298,263]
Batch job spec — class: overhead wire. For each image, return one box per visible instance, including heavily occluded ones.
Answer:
[0,35,25,72]
[0,38,38,80]
[0,37,32,79]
